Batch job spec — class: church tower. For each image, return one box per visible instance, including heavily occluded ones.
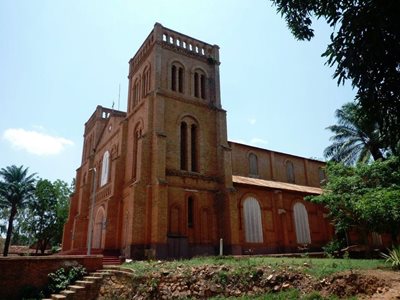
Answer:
[122,23,233,258]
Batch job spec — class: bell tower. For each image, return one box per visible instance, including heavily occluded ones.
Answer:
[122,23,232,259]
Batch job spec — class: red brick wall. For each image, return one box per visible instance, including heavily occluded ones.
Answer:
[0,255,102,300]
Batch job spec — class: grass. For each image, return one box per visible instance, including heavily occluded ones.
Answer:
[123,255,386,279]
[210,289,356,299]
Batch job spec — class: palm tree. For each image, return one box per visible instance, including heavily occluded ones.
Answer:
[0,165,36,256]
[324,102,384,165]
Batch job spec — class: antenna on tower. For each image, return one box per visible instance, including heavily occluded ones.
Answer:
[118,84,121,111]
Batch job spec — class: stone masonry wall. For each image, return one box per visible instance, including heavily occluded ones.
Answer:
[0,255,102,300]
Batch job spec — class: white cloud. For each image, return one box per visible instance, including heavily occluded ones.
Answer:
[249,138,268,146]
[248,118,257,125]
[3,128,74,156]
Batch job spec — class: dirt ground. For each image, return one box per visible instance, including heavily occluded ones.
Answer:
[355,270,400,299]
[98,267,400,299]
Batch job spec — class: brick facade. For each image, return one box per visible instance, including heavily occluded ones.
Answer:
[62,23,334,259]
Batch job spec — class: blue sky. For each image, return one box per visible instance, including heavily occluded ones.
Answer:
[0,0,355,183]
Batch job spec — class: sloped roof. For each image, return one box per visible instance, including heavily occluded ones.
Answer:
[232,175,322,195]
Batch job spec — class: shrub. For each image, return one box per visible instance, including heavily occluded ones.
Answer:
[323,239,344,258]
[46,265,87,295]
[381,247,400,270]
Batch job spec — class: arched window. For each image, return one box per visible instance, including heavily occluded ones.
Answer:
[178,67,183,93]
[133,78,140,106]
[171,63,184,93]
[100,151,110,187]
[171,65,177,91]
[293,202,311,244]
[180,122,188,170]
[249,153,258,176]
[142,66,151,97]
[194,72,199,97]
[286,160,295,183]
[180,117,200,172]
[200,74,206,99]
[243,197,263,243]
[193,69,206,99]
[188,196,194,228]
[191,124,198,172]
[132,126,142,180]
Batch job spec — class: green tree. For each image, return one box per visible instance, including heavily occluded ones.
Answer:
[324,102,384,165]
[270,0,400,154]
[29,179,58,253]
[309,156,400,245]
[0,165,36,256]
[52,179,72,246]
[25,179,71,253]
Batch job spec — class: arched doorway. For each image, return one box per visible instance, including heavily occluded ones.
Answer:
[92,207,105,249]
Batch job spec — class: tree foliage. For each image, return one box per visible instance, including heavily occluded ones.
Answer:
[324,102,384,165]
[271,0,400,154]
[309,156,400,245]
[0,165,72,255]
[29,179,58,253]
[23,179,72,253]
[0,165,36,256]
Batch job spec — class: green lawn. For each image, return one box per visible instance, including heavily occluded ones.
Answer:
[210,289,356,299]
[123,255,386,278]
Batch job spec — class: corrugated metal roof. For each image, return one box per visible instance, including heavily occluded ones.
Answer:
[232,175,322,195]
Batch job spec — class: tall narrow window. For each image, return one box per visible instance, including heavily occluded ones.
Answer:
[286,160,295,183]
[142,73,146,97]
[180,117,200,173]
[142,66,150,97]
[194,70,206,99]
[133,78,140,106]
[171,63,184,93]
[171,65,177,91]
[100,151,110,186]
[194,72,199,97]
[200,74,206,99]
[188,197,194,228]
[191,124,198,172]
[178,67,184,93]
[243,197,263,243]
[249,153,258,176]
[132,128,141,180]
[180,122,187,170]
[293,202,311,244]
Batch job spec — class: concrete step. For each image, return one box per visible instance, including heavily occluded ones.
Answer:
[90,272,107,277]
[51,294,67,299]
[83,275,103,283]
[75,279,94,287]
[60,289,75,299]
[68,285,85,292]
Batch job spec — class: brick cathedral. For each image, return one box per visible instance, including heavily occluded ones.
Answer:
[62,23,333,259]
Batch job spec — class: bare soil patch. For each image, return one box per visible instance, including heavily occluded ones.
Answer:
[98,265,400,299]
